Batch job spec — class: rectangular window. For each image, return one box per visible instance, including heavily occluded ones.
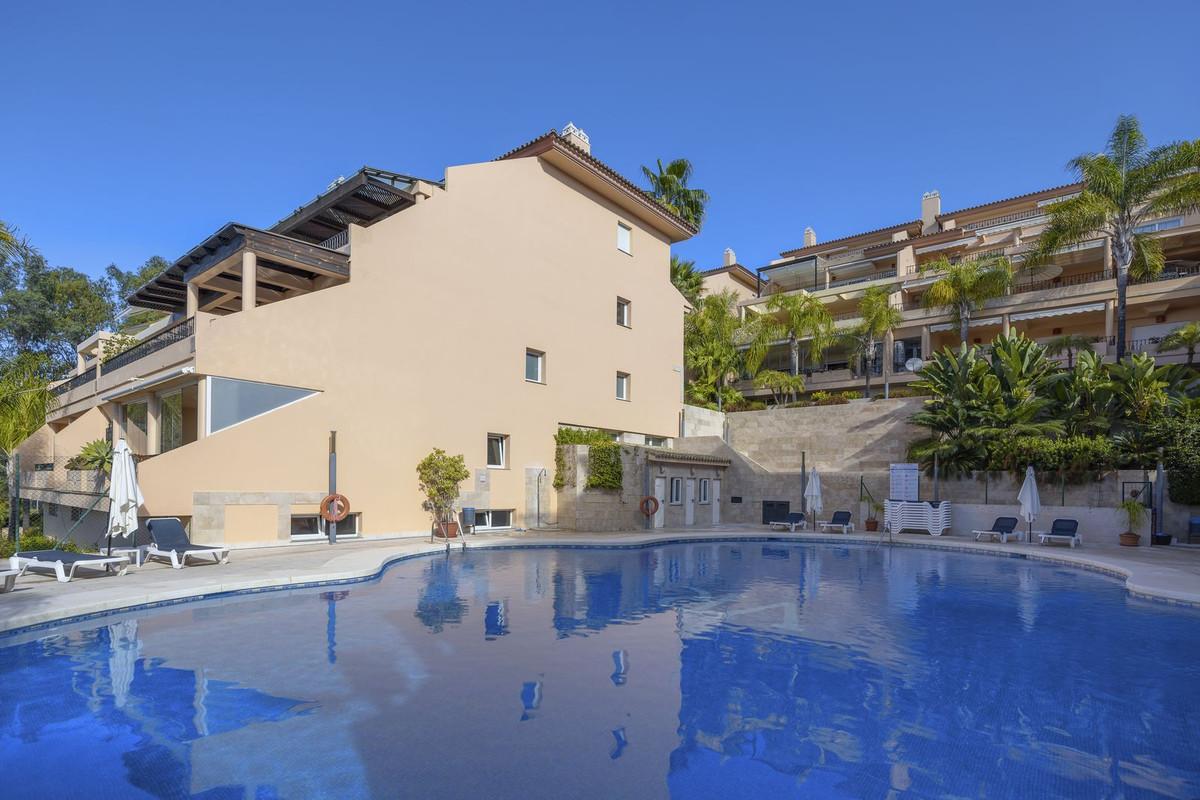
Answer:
[617,222,632,254]
[525,349,545,383]
[699,479,710,504]
[616,298,631,327]
[123,401,149,454]
[645,436,668,447]
[487,434,508,468]
[291,513,359,540]
[669,477,682,505]
[1133,217,1182,234]
[70,506,85,522]
[159,384,199,454]
[473,509,514,530]
[47,503,58,517]
[616,372,630,401]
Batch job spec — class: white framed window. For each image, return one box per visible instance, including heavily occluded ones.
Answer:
[487,434,508,468]
[616,297,631,327]
[645,436,668,447]
[474,509,513,530]
[1133,217,1182,234]
[699,479,710,504]
[291,513,360,540]
[525,349,545,383]
[669,477,682,505]
[616,372,630,401]
[617,222,632,254]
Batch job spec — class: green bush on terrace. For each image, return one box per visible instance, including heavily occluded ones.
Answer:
[553,428,623,490]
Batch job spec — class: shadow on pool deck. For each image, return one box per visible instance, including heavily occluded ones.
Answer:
[4,525,1200,635]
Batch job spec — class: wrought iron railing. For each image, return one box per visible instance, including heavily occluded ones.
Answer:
[1133,263,1200,284]
[964,207,1046,231]
[1011,269,1113,295]
[102,317,195,373]
[51,365,96,396]
[319,229,349,250]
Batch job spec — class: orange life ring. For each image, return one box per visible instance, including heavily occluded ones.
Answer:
[320,493,350,523]
[639,496,660,517]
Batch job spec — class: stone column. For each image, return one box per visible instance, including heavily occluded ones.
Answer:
[882,330,895,377]
[920,325,931,358]
[186,281,199,317]
[241,250,257,312]
[1104,299,1115,347]
[1002,313,1011,336]
[146,393,161,455]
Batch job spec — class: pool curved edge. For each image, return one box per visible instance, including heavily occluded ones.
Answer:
[2,531,1196,641]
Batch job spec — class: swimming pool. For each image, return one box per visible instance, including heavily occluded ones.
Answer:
[2,541,1198,799]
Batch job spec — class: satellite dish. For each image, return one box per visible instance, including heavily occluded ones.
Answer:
[905,357,925,373]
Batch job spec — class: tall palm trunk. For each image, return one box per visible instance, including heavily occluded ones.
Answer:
[789,335,800,377]
[958,303,971,345]
[863,338,874,399]
[1112,223,1134,361]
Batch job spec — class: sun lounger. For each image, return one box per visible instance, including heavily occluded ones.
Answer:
[11,551,130,583]
[146,518,231,569]
[1037,518,1081,548]
[768,512,806,532]
[1,564,25,593]
[973,516,1021,543]
[818,511,853,534]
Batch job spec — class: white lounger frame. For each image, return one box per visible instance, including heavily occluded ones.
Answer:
[1,563,25,593]
[768,519,806,532]
[817,520,854,534]
[1037,531,1082,548]
[10,553,129,583]
[146,544,231,569]
[973,528,1022,543]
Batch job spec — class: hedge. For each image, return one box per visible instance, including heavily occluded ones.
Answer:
[987,435,1118,479]
[585,442,624,490]
[553,428,622,490]
[1156,417,1200,505]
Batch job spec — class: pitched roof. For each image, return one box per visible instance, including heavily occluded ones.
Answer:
[702,263,758,289]
[936,182,1082,221]
[497,130,698,241]
[779,220,922,259]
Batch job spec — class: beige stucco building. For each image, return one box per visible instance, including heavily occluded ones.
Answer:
[740,186,1200,398]
[20,127,695,545]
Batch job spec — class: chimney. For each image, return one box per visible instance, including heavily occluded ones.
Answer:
[561,121,591,154]
[921,190,941,234]
[723,248,736,266]
[803,227,817,248]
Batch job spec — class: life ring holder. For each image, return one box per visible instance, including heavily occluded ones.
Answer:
[320,493,351,523]
[639,496,660,517]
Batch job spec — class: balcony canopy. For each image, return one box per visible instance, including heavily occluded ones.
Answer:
[271,167,422,245]
[127,224,350,313]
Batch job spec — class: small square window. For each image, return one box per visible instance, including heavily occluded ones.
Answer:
[525,349,545,383]
[487,434,508,468]
[616,298,631,327]
[699,479,710,504]
[645,436,667,447]
[617,222,632,254]
[669,477,682,505]
[616,372,630,401]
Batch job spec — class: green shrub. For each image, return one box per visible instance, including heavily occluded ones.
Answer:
[840,390,862,400]
[987,435,1117,479]
[553,428,616,489]
[810,391,850,406]
[0,534,80,558]
[66,439,114,473]
[725,400,767,412]
[1151,416,1200,504]
[585,442,624,490]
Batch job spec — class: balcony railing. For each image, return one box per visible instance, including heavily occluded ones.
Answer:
[51,365,96,397]
[827,269,897,290]
[102,316,195,373]
[1012,269,1114,295]
[319,229,349,250]
[1133,263,1200,284]
[819,249,867,267]
[964,207,1046,231]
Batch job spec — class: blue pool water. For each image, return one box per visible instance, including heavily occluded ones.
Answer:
[2,542,1199,799]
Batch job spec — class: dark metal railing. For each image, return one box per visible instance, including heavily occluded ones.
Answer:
[51,365,96,396]
[1012,269,1113,295]
[1133,263,1200,284]
[827,269,897,290]
[964,207,1047,231]
[319,229,349,250]
[102,317,195,373]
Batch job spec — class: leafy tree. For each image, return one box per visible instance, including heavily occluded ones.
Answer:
[0,241,114,374]
[1030,115,1200,358]
[1102,353,1197,465]
[753,369,806,406]
[0,220,14,259]
[670,255,704,306]
[415,448,470,535]
[641,158,709,229]
[919,254,1014,343]
[684,291,745,410]
[106,256,169,331]
[1044,333,1098,368]
[840,286,902,398]
[1048,350,1111,436]
[1,353,57,540]
[1157,321,1200,366]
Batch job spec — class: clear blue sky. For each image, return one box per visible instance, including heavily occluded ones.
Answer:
[3,0,1198,280]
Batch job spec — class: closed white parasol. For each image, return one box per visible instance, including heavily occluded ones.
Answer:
[107,439,145,554]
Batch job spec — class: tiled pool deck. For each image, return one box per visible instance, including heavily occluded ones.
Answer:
[4,525,1200,636]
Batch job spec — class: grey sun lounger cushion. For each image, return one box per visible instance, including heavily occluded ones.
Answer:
[768,512,806,531]
[1039,518,1082,548]
[146,518,230,569]
[974,516,1020,542]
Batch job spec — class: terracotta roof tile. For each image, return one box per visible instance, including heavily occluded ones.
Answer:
[936,182,1082,220]
[779,220,922,258]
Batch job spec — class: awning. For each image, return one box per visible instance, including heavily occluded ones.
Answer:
[1010,302,1106,322]
[929,316,1002,333]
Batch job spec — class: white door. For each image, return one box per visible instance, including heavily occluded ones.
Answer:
[653,477,666,529]
[711,479,721,524]
[685,479,696,526]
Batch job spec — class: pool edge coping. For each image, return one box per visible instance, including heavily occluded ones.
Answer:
[2,532,1197,640]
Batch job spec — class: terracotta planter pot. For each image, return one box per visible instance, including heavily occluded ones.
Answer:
[437,521,460,539]
[864,519,879,532]
[1119,532,1140,547]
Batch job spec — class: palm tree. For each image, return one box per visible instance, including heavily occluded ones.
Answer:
[0,220,14,257]
[1031,116,1200,359]
[920,254,1014,344]
[0,353,57,540]
[1044,333,1098,368]
[671,256,704,306]
[747,292,834,380]
[641,159,709,229]
[841,286,902,398]
[1157,321,1200,366]
[684,291,744,411]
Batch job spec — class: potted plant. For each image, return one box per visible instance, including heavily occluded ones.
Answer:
[1117,498,1146,547]
[864,500,883,532]
[417,448,470,539]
